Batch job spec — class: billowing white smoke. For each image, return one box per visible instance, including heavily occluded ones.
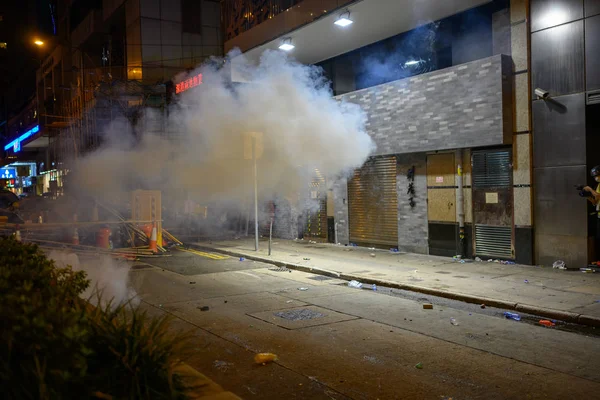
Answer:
[71,49,375,208]
[49,251,139,308]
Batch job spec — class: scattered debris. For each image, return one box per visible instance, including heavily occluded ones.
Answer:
[504,312,521,321]
[368,247,376,250]
[286,300,294,303]
[475,257,482,262]
[480,304,486,309]
[423,304,433,310]
[348,280,363,289]
[159,304,163,308]
[297,287,309,291]
[372,284,377,291]
[189,281,196,284]
[580,268,596,273]
[415,362,423,369]
[390,248,399,253]
[450,318,459,326]
[303,258,311,260]
[254,353,278,365]
[198,306,210,312]
[363,355,382,364]
[370,253,376,258]
[239,257,245,261]
[224,300,228,303]
[539,320,556,327]
[213,360,234,372]
[524,280,529,284]
[553,260,567,270]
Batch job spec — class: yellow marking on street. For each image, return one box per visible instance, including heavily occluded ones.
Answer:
[178,247,229,260]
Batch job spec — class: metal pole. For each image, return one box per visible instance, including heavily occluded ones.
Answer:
[334,222,338,245]
[254,150,259,251]
[269,218,273,255]
[456,149,465,257]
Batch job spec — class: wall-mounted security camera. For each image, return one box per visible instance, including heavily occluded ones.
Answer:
[535,88,550,99]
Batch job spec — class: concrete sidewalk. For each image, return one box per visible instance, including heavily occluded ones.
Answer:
[192,238,600,327]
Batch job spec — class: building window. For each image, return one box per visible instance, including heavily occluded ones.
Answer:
[182,0,203,34]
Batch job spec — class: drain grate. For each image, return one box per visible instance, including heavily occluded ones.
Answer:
[307,275,335,281]
[274,308,325,321]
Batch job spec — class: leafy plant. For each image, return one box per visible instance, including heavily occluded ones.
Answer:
[0,236,91,399]
[0,237,198,399]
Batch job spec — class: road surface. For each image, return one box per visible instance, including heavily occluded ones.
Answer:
[127,248,600,399]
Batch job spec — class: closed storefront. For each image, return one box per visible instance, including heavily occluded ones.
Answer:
[472,148,514,259]
[348,156,398,247]
[304,172,327,239]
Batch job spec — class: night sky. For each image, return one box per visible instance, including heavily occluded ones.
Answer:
[0,0,55,123]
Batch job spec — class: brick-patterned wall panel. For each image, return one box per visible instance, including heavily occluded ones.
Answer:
[397,154,429,254]
[335,55,512,155]
[332,178,350,245]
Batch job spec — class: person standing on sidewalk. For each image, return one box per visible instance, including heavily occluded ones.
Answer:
[583,165,600,260]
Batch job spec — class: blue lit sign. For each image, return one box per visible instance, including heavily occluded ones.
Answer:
[4,125,40,152]
[1,168,16,179]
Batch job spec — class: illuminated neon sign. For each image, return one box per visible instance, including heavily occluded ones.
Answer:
[175,73,203,94]
[4,125,39,152]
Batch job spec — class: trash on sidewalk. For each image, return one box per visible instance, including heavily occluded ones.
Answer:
[198,306,210,312]
[524,280,529,284]
[239,257,245,261]
[297,287,309,291]
[539,320,556,327]
[450,318,459,326]
[370,253,376,257]
[254,353,278,365]
[348,280,363,289]
[303,258,311,260]
[580,268,596,273]
[480,304,486,309]
[390,248,399,253]
[504,312,521,321]
[286,300,294,303]
[475,257,482,262]
[368,247,376,250]
[423,303,433,309]
[415,362,423,369]
[372,284,377,291]
[553,260,567,270]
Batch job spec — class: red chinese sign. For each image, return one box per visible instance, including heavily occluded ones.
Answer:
[175,73,203,94]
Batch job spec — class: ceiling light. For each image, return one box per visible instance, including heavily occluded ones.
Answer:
[405,60,420,66]
[279,38,295,51]
[34,40,44,46]
[335,11,353,27]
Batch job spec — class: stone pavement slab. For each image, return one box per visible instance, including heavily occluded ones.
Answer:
[193,238,600,326]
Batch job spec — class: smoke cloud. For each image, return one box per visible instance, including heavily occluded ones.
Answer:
[70,49,375,212]
[49,251,139,308]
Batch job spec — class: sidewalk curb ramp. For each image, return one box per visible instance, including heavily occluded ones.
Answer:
[189,244,600,328]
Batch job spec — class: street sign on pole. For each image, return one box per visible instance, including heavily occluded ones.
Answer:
[243,132,263,251]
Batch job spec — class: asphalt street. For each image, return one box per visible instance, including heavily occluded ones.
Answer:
[129,249,600,400]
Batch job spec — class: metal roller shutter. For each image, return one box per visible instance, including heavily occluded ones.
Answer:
[472,149,514,259]
[304,171,327,239]
[348,156,398,246]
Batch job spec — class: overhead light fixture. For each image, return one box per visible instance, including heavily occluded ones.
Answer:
[404,60,420,66]
[279,38,295,51]
[34,40,44,46]
[334,11,353,27]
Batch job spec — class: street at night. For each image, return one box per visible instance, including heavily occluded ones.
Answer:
[3,0,600,399]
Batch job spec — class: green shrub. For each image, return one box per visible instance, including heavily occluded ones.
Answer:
[0,236,91,399]
[0,237,196,400]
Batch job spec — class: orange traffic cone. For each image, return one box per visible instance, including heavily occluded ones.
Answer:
[149,223,158,253]
[72,228,80,245]
[14,224,21,242]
